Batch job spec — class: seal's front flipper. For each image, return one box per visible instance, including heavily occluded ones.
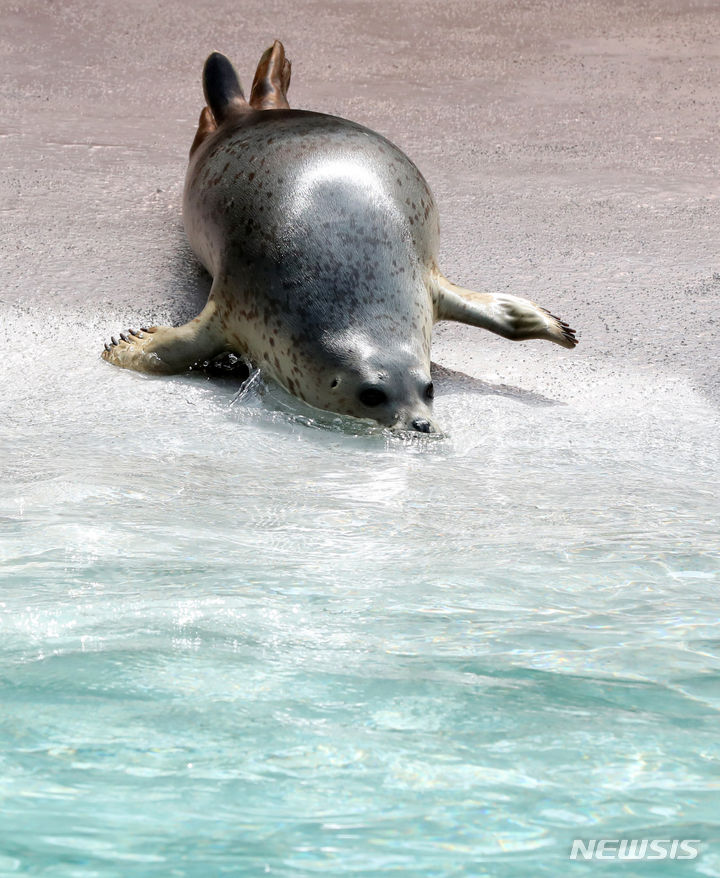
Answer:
[101,300,228,374]
[249,40,291,110]
[203,52,249,124]
[432,275,577,348]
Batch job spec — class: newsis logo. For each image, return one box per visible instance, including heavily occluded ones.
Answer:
[570,839,700,861]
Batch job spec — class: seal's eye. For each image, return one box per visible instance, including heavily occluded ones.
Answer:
[424,382,434,400]
[358,387,388,407]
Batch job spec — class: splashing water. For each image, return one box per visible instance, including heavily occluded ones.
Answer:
[1,308,719,877]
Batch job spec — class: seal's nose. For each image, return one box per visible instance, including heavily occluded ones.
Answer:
[411,417,433,433]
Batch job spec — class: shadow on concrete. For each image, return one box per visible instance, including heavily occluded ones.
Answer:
[430,362,560,407]
[166,229,212,323]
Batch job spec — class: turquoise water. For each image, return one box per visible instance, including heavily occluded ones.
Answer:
[1,314,719,876]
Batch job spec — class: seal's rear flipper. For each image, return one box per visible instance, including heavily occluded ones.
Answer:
[203,52,249,123]
[190,106,218,156]
[250,40,291,110]
[432,275,577,348]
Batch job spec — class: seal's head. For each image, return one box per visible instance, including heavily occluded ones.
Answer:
[300,336,439,434]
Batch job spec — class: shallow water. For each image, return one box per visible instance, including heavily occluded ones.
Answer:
[1,310,718,876]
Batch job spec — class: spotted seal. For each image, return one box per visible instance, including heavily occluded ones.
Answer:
[102,41,577,433]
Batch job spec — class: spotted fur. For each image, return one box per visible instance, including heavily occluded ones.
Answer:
[102,42,577,433]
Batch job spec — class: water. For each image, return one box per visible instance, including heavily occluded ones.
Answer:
[1,309,719,877]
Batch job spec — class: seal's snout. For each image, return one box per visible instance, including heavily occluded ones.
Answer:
[391,412,441,437]
[411,417,434,433]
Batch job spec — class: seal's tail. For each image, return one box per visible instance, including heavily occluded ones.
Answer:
[249,40,291,110]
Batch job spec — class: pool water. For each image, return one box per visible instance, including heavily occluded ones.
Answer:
[1,310,719,877]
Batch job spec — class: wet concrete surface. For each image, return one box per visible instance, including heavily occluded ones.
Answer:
[1,0,718,403]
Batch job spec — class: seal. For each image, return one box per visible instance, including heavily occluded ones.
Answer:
[102,42,577,433]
